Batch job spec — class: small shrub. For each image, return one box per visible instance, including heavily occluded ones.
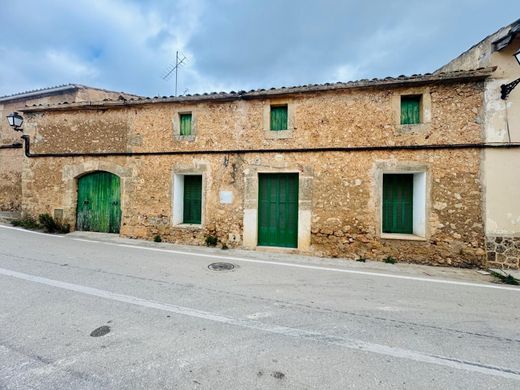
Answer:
[504,275,520,285]
[490,270,520,285]
[356,257,366,263]
[221,243,229,250]
[384,256,397,264]
[154,235,162,243]
[38,213,70,234]
[38,213,59,233]
[11,216,40,230]
[205,235,218,247]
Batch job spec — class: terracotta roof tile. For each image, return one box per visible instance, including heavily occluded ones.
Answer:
[20,67,495,113]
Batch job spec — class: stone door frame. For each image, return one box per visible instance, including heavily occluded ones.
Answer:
[62,160,133,231]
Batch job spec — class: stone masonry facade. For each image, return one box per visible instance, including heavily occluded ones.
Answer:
[0,85,139,211]
[486,236,520,269]
[19,69,498,268]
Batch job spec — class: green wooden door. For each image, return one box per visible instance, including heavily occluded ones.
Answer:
[183,175,202,224]
[76,171,121,233]
[258,173,298,248]
[382,174,413,234]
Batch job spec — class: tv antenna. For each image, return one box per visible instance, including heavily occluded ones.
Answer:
[162,50,187,96]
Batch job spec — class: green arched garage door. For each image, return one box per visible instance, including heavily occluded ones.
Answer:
[76,171,121,233]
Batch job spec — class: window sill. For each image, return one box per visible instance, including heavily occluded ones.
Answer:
[397,123,430,133]
[380,233,426,241]
[174,223,203,229]
[174,135,196,142]
[265,129,293,139]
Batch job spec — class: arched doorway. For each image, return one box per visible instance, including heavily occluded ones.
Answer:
[76,171,121,233]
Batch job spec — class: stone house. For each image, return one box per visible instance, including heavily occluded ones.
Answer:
[0,84,139,212]
[15,67,501,268]
[437,19,520,269]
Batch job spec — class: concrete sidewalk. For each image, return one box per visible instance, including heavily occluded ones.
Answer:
[64,229,511,287]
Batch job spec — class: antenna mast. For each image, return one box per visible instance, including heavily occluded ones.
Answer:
[175,51,179,97]
[162,50,187,96]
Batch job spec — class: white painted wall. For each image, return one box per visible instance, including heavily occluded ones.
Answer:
[437,24,520,236]
[484,149,520,234]
[413,172,426,237]
[172,174,184,225]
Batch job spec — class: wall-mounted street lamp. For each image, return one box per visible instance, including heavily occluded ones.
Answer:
[6,112,24,131]
[500,48,520,100]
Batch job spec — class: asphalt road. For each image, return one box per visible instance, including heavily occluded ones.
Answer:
[0,224,519,389]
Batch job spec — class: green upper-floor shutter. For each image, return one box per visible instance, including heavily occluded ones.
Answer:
[183,175,202,224]
[383,174,413,234]
[180,113,192,135]
[270,106,288,131]
[400,96,421,125]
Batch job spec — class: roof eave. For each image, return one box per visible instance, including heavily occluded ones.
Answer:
[20,67,496,113]
[0,84,79,103]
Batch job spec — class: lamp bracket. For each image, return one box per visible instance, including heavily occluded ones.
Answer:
[501,77,520,100]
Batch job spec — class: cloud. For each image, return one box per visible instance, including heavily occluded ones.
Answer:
[332,64,361,82]
[45,50,99,80]
[0,0,518,97]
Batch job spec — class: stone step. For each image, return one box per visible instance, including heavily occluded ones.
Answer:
[0,211,21,223]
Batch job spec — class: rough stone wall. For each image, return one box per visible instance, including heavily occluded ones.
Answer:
[21,80,488,267]
[126,83,483,153]
[0,87,135,211]
[0,148,22,210]
[308,149,484,267]
[30,110,130,154]
[486,236,520,269]
[21,149,485,267]
[0,91,75,210]
[0,91,78,144]
[23,82,485,154]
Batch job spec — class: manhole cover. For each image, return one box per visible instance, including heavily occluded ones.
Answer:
[208,262,235,271]
[90,325,111,337]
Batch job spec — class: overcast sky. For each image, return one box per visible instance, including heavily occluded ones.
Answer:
[0,0,519,97]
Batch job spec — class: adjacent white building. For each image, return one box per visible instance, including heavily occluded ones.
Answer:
[438,19,520,268]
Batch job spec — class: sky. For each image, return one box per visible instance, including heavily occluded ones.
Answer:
[0,0,519,97]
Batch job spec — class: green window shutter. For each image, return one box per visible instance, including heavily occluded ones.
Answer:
[183,175,202,224]
[400,96,421,125]
[179,113,192,135]
[383,174,413,234]
[270,105,288,131]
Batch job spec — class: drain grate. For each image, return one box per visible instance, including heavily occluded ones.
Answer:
[208,262,235,271]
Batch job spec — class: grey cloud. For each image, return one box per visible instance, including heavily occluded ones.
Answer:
[0,0,518,97]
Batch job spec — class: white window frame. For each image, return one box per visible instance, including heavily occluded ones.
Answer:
[172,173,204,227]
[379,170,428,241]
[263,100,295,139]
[173,108,197,141]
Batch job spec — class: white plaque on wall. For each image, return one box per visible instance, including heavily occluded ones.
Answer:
[219,191,233,204]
